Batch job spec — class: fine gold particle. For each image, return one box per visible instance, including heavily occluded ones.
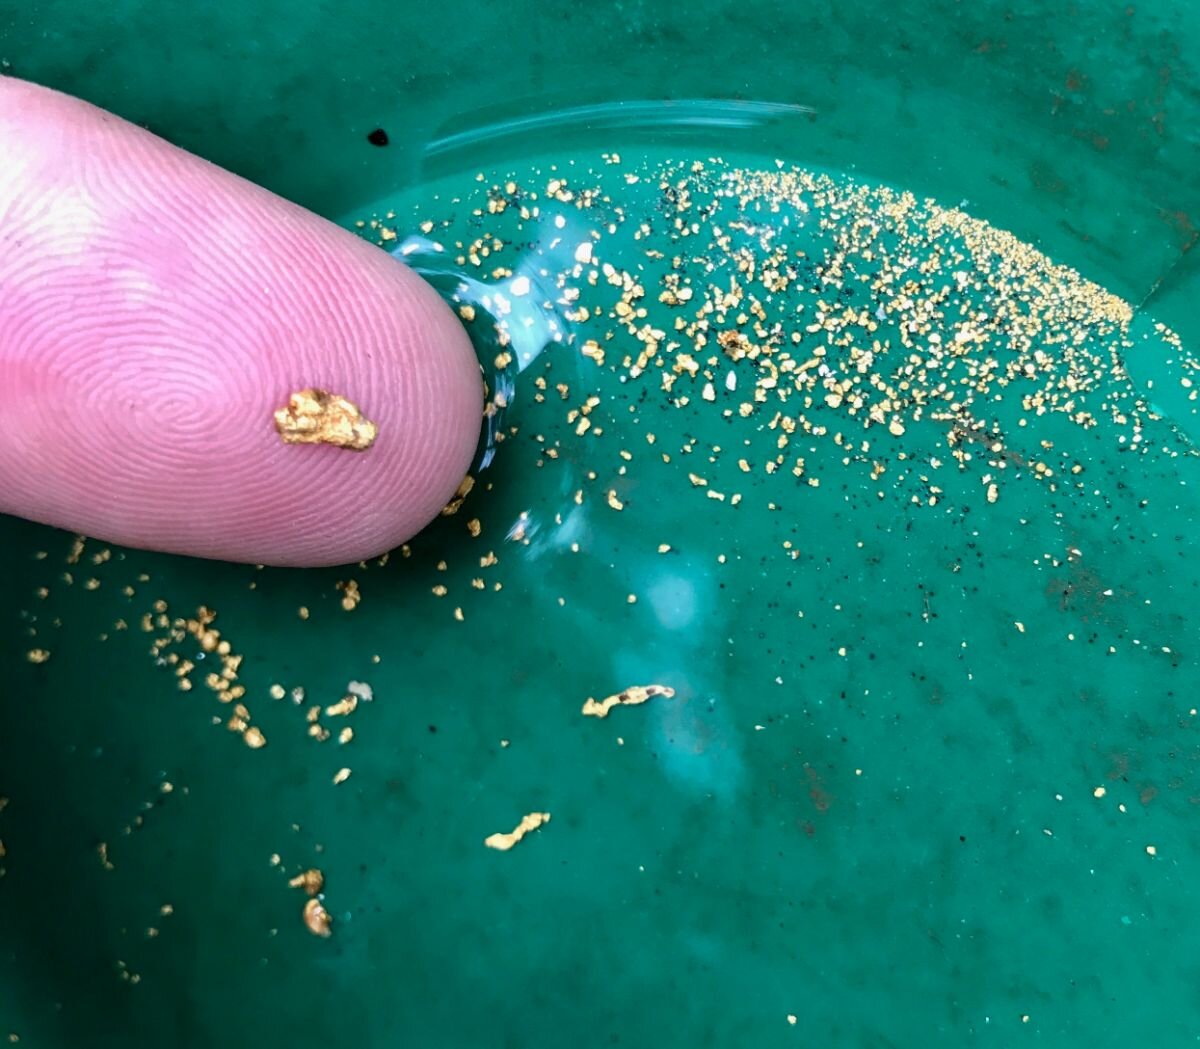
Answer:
[274,388,377,451]
[325,695,358,717]
[337,580,361,611]
[288,868,325,896]
[332,767,351,785]
[441,474,476,516]
[25,649,50,664]
[485,811,551,851]
[243,727,267,749]
[302,897,333,938]
[582,684,676,719]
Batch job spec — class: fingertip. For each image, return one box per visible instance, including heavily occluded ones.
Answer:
[0,79,483,566]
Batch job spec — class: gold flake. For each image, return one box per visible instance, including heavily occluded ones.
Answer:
[485,812,551,851]
[25,649,50,664]
[441,475,476,516]
[332,767,351,785]
[337,580,361,611]
[302,897,332,938]
[288,869,325,896]
[274,389,377,451]
[582,684,676,719]
[325,695,358,717]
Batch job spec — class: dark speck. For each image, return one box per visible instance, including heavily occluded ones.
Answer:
[428,724,438,734]
[367,128,390,147]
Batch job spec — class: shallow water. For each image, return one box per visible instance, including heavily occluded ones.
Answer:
[3,143,1200,1047]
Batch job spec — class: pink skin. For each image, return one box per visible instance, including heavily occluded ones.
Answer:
[0,79,482,566]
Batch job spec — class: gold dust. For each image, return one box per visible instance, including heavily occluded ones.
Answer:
[24,649,50,664]
[274,388,377,451]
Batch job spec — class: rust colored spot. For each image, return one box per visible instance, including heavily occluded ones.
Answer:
[1028,159,1067,197]
[1158,209,1199,254]
[1071,128,1110,152]
[1139,785,1158,806]
[805,765,833,813]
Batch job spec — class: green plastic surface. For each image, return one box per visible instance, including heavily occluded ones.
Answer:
[2,3,1200,1047]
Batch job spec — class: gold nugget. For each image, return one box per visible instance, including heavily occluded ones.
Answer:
[582,684,675,719]
[274,389,377,451]
[302,897,332,937]
[484,812,550,851]
[288,868,325,896]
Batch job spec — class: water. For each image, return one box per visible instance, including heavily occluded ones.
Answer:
[4,140,1200,1048]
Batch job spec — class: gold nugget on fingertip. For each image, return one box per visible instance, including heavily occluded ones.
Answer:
[274,388,377,451]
